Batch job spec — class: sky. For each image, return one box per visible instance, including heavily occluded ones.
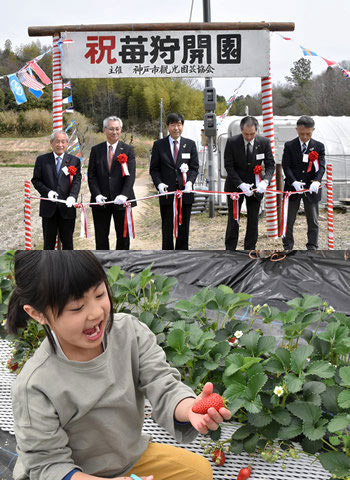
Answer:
[0,0,349,100]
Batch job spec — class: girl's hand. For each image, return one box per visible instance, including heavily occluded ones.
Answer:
[188,382,232,435]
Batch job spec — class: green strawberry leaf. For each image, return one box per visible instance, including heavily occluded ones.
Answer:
[327,414,350,433]
[306,360,336,379]
[247,411,272,428]
[319,452,350,477]
[290,345,313,374]
[339,366,350,387]
[246,373,268,401]
[337,389,350,409]
[278,419,303,440]
[285,373,304,393]
[287,401,322,423]
[271,407,292,426]
[303,418,327,441]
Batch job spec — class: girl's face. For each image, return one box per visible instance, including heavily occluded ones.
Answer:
[46,282,111,361]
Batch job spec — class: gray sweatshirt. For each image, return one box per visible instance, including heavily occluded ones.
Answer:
[12,314,197,480]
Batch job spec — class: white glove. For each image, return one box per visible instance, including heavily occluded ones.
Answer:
[309,181,320,194]
[48,190,58,201]
[256,179,268,194]
[65,196,76,208]
[114,194,128,205]
[158,183,168,194]
[239,183,253,197]
[292,181,305,192]
[96,194,107,204]
[184,181,192,193]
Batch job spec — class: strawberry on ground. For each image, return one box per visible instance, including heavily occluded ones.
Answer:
[211,449,225,466]
[192,393,225,414]
[7,358,18,372]
[237,466,252,480]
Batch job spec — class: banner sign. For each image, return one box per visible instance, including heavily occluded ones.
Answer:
[62,30,270,78]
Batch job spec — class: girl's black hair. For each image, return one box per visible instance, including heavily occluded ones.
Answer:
[7,251,114,352]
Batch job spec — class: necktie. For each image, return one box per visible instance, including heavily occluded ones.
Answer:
[302,143,307,154]
[246,142,253,165]
[173,140,178,163]
[56,157,62,174]
[108,145,113,171]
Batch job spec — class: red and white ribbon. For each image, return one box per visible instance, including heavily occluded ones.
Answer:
[180,163,189,187]
[75,203,89,238]
[230,193,240,223]
[173,190,183,238]
[255,173,262,187]
[123,202,135,238]
[117,155,130,176]
[307,158,319,173]
[279,192,291,238]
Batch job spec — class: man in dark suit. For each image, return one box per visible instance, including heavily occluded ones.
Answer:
[32,131,81,250]
[150,113,199,250]
[224,116,275,250]
[282,115,325,250]
[88,116,136,250]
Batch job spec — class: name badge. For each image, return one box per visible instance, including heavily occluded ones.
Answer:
[256,153,265,160]
[182,153,191,159]
[61,166,69,175]
[303,154,309,163]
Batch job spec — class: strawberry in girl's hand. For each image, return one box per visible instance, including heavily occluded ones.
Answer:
[192,393,225,414]
[237,466,252,480]
[211,449,225,466]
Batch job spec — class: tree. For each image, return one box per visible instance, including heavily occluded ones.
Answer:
[285,57,312,88]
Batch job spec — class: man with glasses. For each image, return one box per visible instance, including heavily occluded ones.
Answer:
[224,116,275,251]
[32,131,81,249]
[88,116,136,249]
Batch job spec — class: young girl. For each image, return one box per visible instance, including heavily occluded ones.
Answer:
[7,251,231,480]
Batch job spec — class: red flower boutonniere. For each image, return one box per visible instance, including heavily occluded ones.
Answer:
[307,150,320,173]
[253,165,262,175]
[308,151,319,161]
[117,153,130,176]
[68,165,77,176]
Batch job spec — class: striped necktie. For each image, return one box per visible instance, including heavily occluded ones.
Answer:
[56,157,62,174]
[302,143,307,154]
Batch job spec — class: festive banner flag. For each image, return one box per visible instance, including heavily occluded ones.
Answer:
[65,120,76,132]
[8,73,27,104]
[300,46,318,57]
[29,87,44,98]
[321,57,337,67]
[18,69,45,90]
[63,81,72,89]
[28,61,52,85]
[63,107,74,113]
[63,95,73,104]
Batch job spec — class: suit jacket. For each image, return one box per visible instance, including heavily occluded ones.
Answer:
[88,141,136,209]
[282,137,325,203]
[149,136,199,206]
[32,152,81,219]
[224,134,275,199]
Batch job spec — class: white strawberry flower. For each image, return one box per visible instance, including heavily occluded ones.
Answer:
[326,306,335,315]
[234,330,243,338]
[274,386,284,397]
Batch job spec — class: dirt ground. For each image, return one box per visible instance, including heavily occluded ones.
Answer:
[0,166,349,251]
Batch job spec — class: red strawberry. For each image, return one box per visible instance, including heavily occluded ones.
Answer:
[192,393,225,414]
[228,336,237,344]
[7,358,18,372]
[237,466,252,480]
[211,449,225,466]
